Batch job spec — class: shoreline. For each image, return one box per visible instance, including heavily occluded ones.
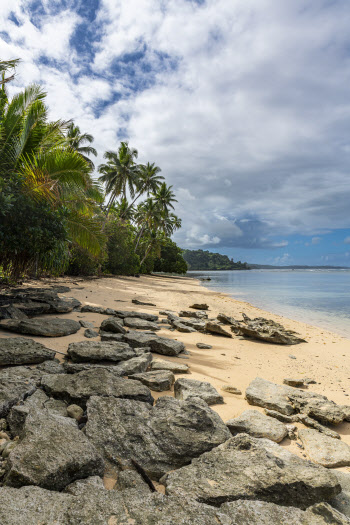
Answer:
[1,273,350,468]
[191,270,350,340]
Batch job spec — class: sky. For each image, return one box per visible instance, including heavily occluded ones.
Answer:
[1,0,350,266]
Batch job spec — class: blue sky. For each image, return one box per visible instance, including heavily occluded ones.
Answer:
[1,1,350,266]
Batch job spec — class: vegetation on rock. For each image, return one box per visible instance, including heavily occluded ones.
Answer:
[182,249,249,271]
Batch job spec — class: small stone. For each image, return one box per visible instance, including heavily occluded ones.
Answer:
[174,378,224,405]
[67,404,84,422]
[84,329,98,338]
[221,385,242,395]
[2,441,17,458]
[196,343,212,349]
[100,318,126,334]
[283,378,305,387]
[205,321,232,338]
[289,354,297,359]
[189,304,209,310]
[79,320,94,329]
[150,359,189,374]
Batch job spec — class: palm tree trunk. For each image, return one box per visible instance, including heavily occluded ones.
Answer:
[134,224,146,251]
[140,243,153,267]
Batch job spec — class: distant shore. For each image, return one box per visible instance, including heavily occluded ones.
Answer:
[1,273,350,466]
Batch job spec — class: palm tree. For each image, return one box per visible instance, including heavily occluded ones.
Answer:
[139,212,182,267]
[98,142,139,220]
[152,182,177,213]
[134,198,161,251]
[120,162,163,219]
[113,197,135,221]
[66,122,97,168]
[0,59,20,87]
[0,82,105,278]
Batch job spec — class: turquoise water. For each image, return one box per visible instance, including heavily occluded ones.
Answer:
[188,269,350,338]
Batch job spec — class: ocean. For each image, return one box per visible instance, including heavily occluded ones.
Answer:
[187,269,350,339]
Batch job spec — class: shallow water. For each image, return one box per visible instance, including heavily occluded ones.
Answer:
[188,269,350,338]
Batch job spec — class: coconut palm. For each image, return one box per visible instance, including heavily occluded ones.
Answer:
[98,142,139,219]
[0,81,105,278]
[152,182,177,213]
[0,59,19,87]
[120,162,163,219]
[66,122,97,168]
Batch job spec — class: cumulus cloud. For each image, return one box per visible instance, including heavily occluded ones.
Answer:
[2,1,350,256]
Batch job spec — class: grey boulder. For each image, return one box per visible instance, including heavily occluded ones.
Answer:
[0,373,37,418]
[299,429,350,468]
[0,337,55,365]
[84,328,98,338]
[115,310,158,321]
[174,378,224,405]
[41,368,154,407]
[100,331,124,342]
[0,318,81,337]
[150,359,189,373]
[85,395,231,480]
[4,410,104,490]
[163,434,341,509]
[196,342,212,349]
[226,409,287,443]
[100,317,126,334]
[205,321,233,338]
[330,470,350,519]
[130,370,175,391]
[179,310,208,319]
[222,500,350,525]
[150,336,185,356]
[124,317,160,331]
[67,340,135,363]
[116,353,153,375]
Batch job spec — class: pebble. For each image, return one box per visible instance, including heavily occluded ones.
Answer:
[288,355,297,360]
[221,385,242,395]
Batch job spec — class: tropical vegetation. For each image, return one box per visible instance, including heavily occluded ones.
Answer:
[183,249,249,271]
[0,59,185,282]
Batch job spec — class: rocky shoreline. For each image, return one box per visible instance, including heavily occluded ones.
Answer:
[0,279,350,523]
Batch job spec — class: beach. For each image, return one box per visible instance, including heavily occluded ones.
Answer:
[1,273,350,470]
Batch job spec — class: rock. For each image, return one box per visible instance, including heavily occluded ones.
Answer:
[171,319,196,333]
[287,389,346,425]
[84,328,98,338]
[330,470,350,519]
[196,342,212,349]
[79,320,94,328]
[123,331,159,348]
[100,331,124,342]
[217,313,240,325]
[132,299,156,306]
[36,359,65,374]
[41,368,154,408]
[299,429,350,467]
[4,410,104,490]
[247,377,348,426]
[297,414,340,439]
[246,377,296,415]
[163,434,341,509]
[63,362,124,374]
[0,486,73,524]
[115,311,158,321]
[130,370,175,391]
[221,385,242,394]
[235,313,306,345]
[150,336,186,356]
[179,310,208,319]
[7,389,51,436]
[0,337,55,365]
[159,310,174,316]
[0,318,81,337]
[85,395,230,480]
[116,353,153,376]
[190,303,209,310]
[286,424,298,440]
[81,305,112,314]
[205,321,233,337]
[178,318,206,330]
[221,500,350,524]
[174,378,224,405]
[67,404,84,422]
[100,317,126,334]
[67,340,136,363]
[150,359,189,374]
[264,409,298,423]
[283,378,306,387]
[0,374,37,418]
[226,409,287,442]
[124,317,160,331]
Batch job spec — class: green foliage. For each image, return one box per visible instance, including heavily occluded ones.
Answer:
[0,191,68,280]
[153,238,188,274]
[104,221,140,275]
[66,245,102,276]
[182,249,249,270]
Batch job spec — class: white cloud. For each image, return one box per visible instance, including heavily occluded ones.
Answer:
[1,1,350,252]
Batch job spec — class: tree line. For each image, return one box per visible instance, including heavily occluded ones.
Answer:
[0,59,187,282]
[182,249,249,271]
